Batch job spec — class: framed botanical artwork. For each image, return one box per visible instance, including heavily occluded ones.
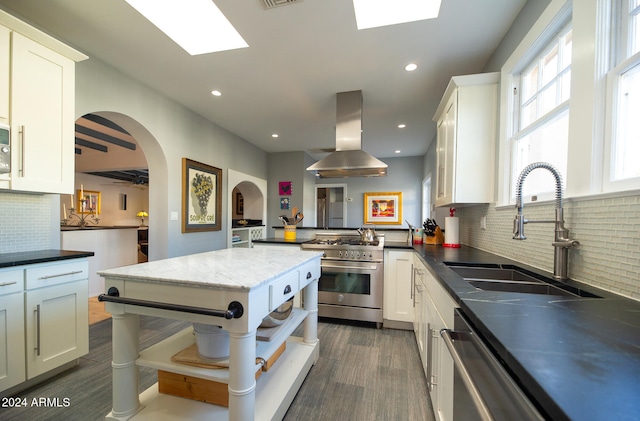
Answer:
[77,190,101,214]
[363,192,402,225]
[182,158,222,233]
[279,181,292,195]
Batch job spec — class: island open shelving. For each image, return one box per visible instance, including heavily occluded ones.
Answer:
[97,248,322,421]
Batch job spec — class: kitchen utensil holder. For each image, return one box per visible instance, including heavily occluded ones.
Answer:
[284,224,296,241]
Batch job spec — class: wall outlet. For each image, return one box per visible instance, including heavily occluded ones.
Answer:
[480,216,487,230]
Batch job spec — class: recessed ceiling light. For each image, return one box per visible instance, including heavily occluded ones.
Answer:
[125,0,248,55]
[352,0,441,30]
[398,123,406,128]
[272,133,279,138]
[404,63,418,72]
[211,90,222,97]
[395,150,401,154]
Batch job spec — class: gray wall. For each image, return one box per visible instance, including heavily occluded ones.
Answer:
[0,56,269,258]
[339,156,423,228]
[74,58,269,259]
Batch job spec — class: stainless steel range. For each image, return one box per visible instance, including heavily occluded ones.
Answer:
[301,232,384,327]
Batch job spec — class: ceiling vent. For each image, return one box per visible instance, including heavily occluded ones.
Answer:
[262,0,301,10]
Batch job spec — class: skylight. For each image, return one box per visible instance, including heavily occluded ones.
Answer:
[125,0,248,55]
[352,0,441,30]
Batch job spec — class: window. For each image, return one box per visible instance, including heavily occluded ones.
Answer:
[606,0,640,190]
[511,24,572,199]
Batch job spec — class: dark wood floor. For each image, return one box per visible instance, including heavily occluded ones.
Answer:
[1,317,434,421]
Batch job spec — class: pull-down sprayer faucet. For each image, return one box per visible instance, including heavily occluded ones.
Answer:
[513,162,579,280]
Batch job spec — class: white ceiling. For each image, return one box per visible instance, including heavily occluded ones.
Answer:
[0,0,526,161]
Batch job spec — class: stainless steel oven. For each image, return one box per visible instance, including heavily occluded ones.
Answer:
[440,309,544,421]
[301,233,384,327]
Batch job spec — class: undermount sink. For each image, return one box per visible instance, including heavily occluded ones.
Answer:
[445,264,601,298]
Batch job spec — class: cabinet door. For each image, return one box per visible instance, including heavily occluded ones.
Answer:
[0,293,25,391]
[10,32,75,194]
[435,94,457,207]
[0,25,8,123]
[383,251,414,323]
[25,280,88,379]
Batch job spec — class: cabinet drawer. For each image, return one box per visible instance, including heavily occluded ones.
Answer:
[269,271,298,311]
[26,260,88,290]
[0,269,23,295]
[298,259,320,289]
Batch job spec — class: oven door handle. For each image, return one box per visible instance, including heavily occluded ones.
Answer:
[321,264,378,271]
[441,328,494,421]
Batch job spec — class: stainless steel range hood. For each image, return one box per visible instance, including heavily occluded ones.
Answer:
[307,91,387,178]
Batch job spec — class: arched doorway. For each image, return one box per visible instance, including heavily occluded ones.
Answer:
[227,169,267,248]
[75,111,168,260]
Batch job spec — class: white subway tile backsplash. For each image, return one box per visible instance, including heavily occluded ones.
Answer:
[457,193,640,301]
[0,191,53,253]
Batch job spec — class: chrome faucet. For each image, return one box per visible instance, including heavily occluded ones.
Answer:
[513,162,579,280]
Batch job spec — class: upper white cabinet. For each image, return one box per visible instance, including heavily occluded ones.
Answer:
[433,73,499,207]
[0,10,87,194]
[0,25,9,125]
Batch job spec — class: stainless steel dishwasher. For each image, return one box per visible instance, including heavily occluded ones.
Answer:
[440,309,544,421]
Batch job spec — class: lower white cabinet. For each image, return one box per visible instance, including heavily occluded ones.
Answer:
[0,269,25,391]
[383,250,414,327]
[231,226,265,248]
[413,257,455,421]
[25,279,88,378]
[412,262,428,373]
[0,258,89,394]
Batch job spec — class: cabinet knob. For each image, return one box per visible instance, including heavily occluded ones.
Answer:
[306,271,312,279]
[284,284,292,295]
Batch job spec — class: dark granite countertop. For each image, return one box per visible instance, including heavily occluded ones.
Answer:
[252,237,309,245]
[412,245,640,421]
[0,249,95,268]
[60,225,141,231]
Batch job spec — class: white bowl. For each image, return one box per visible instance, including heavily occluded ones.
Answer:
[193,324,230,359]
[259,298,294,328]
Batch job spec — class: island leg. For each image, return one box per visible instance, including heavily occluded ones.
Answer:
[228,329,257,421]
[303,278,319,347]
[106,312,141,421]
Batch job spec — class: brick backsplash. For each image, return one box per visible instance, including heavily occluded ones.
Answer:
[0,192,53,253]
[457,194,640,301]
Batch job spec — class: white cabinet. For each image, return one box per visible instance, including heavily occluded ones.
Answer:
[383,250,414,328]
[0,11,86,193]
[420,263,455,421]
[231,226,265,248]
[412,260,428,374]
[0,25,9,124]
[0,269,25,391]
[24,261,89,378]
[433,72,499,207]
[0,259,89,394]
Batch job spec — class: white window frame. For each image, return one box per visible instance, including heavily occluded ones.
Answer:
[497,0,573,206]
[603,0,640,192]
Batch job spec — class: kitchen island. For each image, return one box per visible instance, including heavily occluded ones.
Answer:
[98,247,322,421]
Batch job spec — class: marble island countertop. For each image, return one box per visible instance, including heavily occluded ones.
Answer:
[98,247,322,291]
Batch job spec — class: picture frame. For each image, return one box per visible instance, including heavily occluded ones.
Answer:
[279,181,292,195]
[235,192,244,214]
[77,190,101,215]
[182,158,222,233]
[363,192,402,225]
